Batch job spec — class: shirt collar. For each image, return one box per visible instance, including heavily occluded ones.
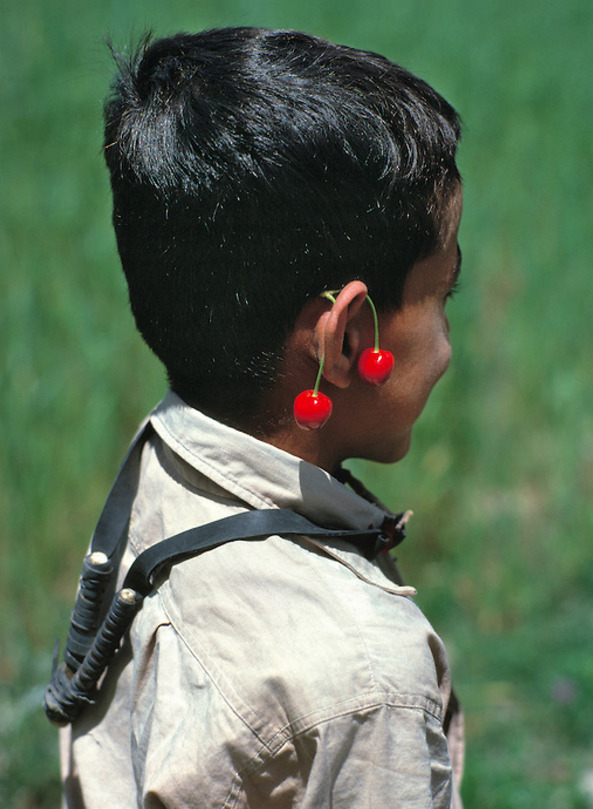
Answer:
[150,390,388,532]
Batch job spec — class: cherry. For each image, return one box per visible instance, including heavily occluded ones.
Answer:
[293,389,333,430]
[357,347,394,386]
[357,292,394,386]
[294,352,333,430]
[293,287,394,428]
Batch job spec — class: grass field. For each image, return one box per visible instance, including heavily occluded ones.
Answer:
[1,0,592,806]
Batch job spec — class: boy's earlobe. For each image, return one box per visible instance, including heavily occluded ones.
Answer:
[318,281,368,388]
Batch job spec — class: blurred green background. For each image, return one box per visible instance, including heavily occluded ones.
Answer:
[1,0,592,806]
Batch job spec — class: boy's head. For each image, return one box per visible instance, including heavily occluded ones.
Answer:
[104,28,461,430]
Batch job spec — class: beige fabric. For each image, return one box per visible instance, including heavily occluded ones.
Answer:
[61,391,464,807]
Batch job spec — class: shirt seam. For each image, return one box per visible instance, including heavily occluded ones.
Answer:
[159,589,445,735]
[157,586,277,758]
[261,692,444,754]
[158,537,383,750]
[223,698,445,809]
[157,541,444,762]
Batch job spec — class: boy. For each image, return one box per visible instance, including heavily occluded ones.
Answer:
[58,27,464,808]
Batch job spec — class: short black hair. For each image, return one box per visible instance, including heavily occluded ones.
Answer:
[104,27,461,425]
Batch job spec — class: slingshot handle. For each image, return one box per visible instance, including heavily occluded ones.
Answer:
[44,588,142,726]
[64,552,113,671]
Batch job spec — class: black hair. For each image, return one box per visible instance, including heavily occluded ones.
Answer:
[103,27,461,425]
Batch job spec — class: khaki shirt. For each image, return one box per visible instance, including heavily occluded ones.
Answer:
[61,391,464,807]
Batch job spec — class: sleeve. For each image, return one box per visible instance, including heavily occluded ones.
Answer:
[239,703,454,809]
[133,573,456,808]
[134,627,454,809]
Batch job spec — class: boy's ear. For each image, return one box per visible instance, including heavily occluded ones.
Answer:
[317,281,368,388]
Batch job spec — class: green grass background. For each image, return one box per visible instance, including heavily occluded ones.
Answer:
[1,0,592,806]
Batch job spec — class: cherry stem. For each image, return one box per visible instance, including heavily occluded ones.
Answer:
[365,294,380,352]
[315,290,336,396]
[313,353,325,395]
[322,289,380,352]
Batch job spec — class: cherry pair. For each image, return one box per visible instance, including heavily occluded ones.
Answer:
[293,292,394,430]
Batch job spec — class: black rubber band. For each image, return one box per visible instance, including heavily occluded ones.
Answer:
[124,508,383,596]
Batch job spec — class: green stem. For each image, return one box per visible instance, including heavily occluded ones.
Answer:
[366,294,380,351]
[321,288,380,352]
[313,353,325,395]
[315,291,335,396]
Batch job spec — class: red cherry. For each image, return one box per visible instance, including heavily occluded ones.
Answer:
[357,348,394,386]
[293,390,333,430]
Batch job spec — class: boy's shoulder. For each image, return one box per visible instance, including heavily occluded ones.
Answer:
[148,531,448,726]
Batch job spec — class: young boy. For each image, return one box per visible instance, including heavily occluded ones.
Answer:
[58,27,464,807]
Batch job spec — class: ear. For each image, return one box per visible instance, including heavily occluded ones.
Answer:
[317,281,368,388]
